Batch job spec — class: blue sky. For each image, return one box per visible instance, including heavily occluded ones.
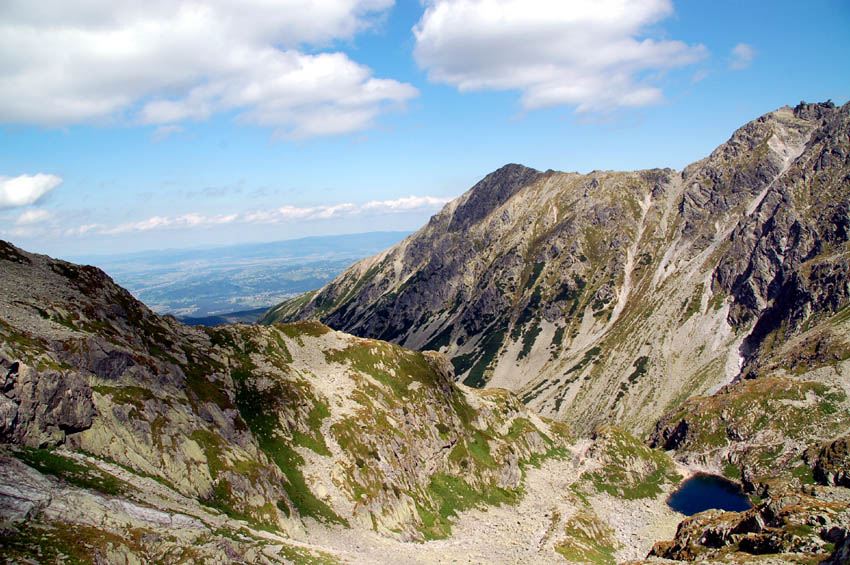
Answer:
[1,0,848,257]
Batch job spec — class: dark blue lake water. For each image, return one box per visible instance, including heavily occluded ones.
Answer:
[667,473,752,516]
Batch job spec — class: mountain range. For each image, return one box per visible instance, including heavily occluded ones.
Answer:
[264,101,850,438]
[1,101,848,563]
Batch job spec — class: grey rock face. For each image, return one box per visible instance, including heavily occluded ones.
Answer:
[446,164,544,233]
[711,102,850,373]
[1,361,94,447]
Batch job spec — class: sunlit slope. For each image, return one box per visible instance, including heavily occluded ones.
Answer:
[265,101,850,435]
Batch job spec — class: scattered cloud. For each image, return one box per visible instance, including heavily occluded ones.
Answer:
[152,125,185,142]
[692,69,710,83]
[0,173,63,209]
[362,195,450,211]
[103,213,239,234]
[184,185,245,199]
[729,43,755,70]
[0,1,417,138]
[64,224,102,237]
[15,209,52,225]
[66,195,452,236]
[413,0,707,113]
[6,226,44,238]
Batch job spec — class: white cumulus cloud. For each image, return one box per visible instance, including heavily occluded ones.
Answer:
[413,0,707,112]
[0,1,417,138]
[0,174,63,209]
[15,209,52,225]
[729,43,755,70]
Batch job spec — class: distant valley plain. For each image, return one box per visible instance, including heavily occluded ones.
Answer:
[68,231,409,322]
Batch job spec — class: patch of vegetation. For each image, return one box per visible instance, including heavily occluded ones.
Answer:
[790,460,816,486]
[681,283,705,323]
[325,340,441,399]
[265,329,293,363]
[512,286,543,340]
[520,377,555,403]
[265,440,345,526]
[555,510,618,564]
[708,290,726,311]
[663,377,849,454]
[723,461,742,481]
[525,262,545,291]
[554,274,587,319]
[550,325,566,350]
[229,366,344,525]
[418,473,520,539]
[626,356,650,384]
[179,342,233,411]
[13,447,128,496]
[518,322,542,360]
[582,426,680,500]
[279,321,331,340]
[504,417,542,442]
[276,542,342,565]
[0,319,49,360]
[92,385,154,415]
[451,351,476,377]
[660,377,849,483]
[424,324,454,351]
[0,521,141,564]
[190,426,281,529]
[462,327,508,388]
[565,346,602,376]
[333,413,408,505]
[592,297,610,313]
[466,429,496,468]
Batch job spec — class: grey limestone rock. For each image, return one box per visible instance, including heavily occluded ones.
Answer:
[0,360,94,447]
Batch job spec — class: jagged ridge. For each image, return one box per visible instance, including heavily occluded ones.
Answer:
[264,101,850,438]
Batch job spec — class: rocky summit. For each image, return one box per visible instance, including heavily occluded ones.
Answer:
[1,101,849,564]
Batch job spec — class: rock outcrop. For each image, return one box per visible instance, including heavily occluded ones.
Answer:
[1,360,94,447]
[807,436,850,488]
[648,470,850,563]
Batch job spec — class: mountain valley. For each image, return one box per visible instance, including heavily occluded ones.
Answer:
[1,101,849,563]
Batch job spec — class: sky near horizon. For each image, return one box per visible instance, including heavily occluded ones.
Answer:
[1,0,848,258]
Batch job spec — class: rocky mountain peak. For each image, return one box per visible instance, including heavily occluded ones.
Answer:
[446,163,543,233]
[794,99,837,120]
[267,101,850,438]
